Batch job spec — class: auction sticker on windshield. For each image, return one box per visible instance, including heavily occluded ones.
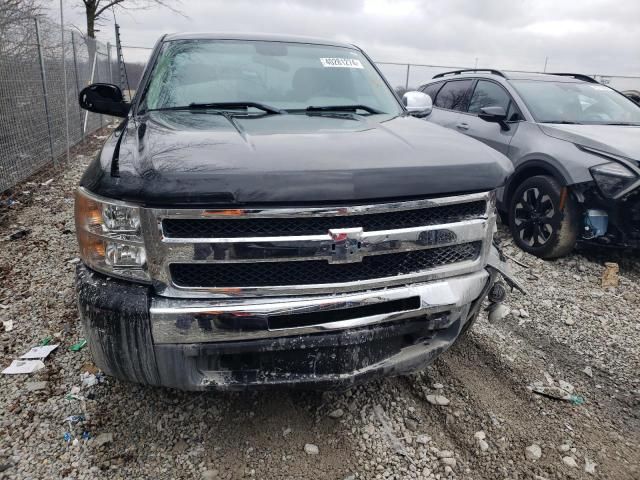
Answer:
[320,58,363,68]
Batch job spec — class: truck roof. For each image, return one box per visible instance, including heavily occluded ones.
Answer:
[162,32,356,49]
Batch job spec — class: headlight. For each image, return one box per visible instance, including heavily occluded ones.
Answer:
[74,187,150,282]
[589,162,637,198]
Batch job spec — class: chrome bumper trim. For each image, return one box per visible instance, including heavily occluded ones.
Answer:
[150,269,490,343]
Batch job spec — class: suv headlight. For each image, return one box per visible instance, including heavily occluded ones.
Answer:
[589,162,637,198]
[74,187,150,282]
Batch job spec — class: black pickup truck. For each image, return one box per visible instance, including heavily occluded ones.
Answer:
[75,33,517,390]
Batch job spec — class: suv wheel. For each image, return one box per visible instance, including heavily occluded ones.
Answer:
[508,175,579,258]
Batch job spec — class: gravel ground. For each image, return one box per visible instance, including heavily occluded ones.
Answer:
[0,131,638,479]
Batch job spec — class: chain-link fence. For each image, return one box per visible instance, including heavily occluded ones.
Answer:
[0,16,117,193]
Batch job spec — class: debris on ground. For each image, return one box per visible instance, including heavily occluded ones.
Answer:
[69,339,87,351]
[20,344,58,359]
[525,444,542,461]
[425,394,450,406]
[2,359,45,374]
[1,318,13,332]
[6,228,30,240]
[80,362,99,375]
[80,372,101,388]
[304,443,319,455]
[529,383,585,405]
[63,415,86,425]
[601,262,620,287]
[95,432,113,446]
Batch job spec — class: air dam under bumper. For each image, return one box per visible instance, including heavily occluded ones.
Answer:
[77,264,495,391]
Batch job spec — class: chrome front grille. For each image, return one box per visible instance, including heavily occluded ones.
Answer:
[169,242,482,288]
[161,201,487,238]
[141,191,496,298]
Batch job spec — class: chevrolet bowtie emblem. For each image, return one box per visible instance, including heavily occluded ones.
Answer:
[328,227,364,263]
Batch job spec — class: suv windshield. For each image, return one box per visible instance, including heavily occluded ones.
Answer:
[139,39,402,115]
[511,80,640,125]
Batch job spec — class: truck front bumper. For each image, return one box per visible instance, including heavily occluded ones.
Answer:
[77,263,500,391]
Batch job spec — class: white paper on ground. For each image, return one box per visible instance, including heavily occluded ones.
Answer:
[2,359,46,374]
[20,344,59,359]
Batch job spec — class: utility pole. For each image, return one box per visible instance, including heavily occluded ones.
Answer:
[474,57,478,69]
[543,56,549,73]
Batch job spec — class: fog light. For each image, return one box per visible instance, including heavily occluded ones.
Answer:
[105,242,146,268]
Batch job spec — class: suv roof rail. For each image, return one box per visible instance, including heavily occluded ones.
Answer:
[549,73,599,84]
[432,69,507,79]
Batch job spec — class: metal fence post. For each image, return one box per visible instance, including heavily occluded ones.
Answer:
[83,42,98,135]
[34,17,56,166]
[60,0,70,163]
[71,31,84,139]
[405,64,411,90]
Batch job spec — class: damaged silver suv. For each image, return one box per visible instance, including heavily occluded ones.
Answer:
[420,70,640,258]
[74,33,518,390]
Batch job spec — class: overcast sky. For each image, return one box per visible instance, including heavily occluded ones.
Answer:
[59,0,639,87]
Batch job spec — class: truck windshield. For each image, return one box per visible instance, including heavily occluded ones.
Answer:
[139,39,402,115]
[511,80,640,125]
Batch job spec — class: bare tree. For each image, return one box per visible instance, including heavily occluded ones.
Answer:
[0,0,44,56]
[80,0,182,38]
[0,0,42,28]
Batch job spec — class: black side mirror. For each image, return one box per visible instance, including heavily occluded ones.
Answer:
[79,83,130,118]
[478,106,510,131]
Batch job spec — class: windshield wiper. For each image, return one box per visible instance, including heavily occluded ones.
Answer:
[540,120,582,124]
[305,105,383,115]
[601,122,640,126]
[189,102,285,114]
[146,102,285,115]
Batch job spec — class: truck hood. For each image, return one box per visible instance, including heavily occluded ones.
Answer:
[539,123,640,163]
[82,111,513,206]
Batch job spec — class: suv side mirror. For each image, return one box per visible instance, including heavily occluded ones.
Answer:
[478,106,509,131]
[79,83,130,118]
[402,91,433,117]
